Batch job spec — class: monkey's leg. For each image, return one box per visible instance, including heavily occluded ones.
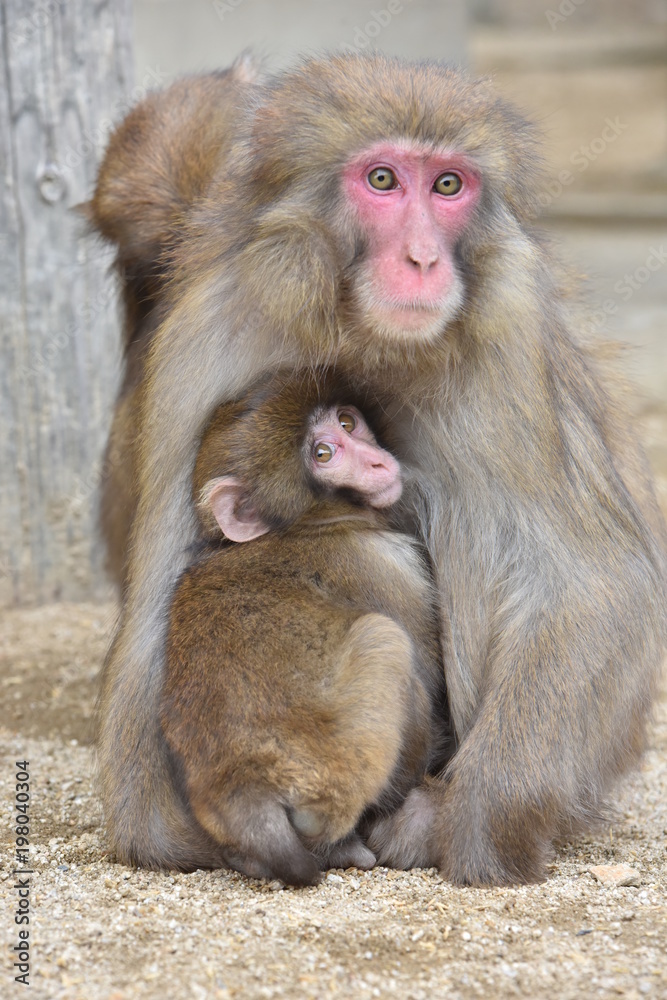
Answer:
[287,614,428,875]
[183,614,418,885]
[369,568,664,884]
[294,613,422,846]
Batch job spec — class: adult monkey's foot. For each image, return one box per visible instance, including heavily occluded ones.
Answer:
[365,780,440,870]
[366,776,553,886]
[315,832,377,871]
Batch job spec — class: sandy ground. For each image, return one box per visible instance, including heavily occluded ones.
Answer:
[1,600,666,1000]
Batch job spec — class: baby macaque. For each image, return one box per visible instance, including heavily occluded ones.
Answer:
[160,370,449,886]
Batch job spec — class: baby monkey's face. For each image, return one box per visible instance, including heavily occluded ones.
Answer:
[198,399,403,544]
[306,405,402,508]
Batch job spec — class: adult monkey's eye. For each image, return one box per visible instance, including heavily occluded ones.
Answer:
[338,411,357,433]
[368,167,397,190]
[433,172,463,196]
[314,443,335,463]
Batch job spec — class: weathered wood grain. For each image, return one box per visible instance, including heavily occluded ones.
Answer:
[0,0,132,604]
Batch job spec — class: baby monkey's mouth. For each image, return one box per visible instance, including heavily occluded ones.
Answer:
[369,479,403,508]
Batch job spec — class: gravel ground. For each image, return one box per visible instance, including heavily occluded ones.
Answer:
[1,601,666,1000]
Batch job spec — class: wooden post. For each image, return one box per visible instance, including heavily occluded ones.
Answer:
[0,0,133,604]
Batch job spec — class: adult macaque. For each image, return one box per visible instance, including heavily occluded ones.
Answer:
[160,370,447,886]
[93,54,666,883]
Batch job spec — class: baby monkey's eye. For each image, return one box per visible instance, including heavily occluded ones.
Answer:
[338,411,357,433]
[314,442,336,463]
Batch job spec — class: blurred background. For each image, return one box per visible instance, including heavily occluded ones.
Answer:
[1,0,666,607]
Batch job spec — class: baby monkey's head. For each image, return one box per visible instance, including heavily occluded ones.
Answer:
[194,369,402,543]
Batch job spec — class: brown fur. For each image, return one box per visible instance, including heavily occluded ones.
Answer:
[93,54,666,883]
[91,55,263,586]
[160,370,447,885]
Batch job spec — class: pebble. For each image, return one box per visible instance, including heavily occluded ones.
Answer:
[589,864,642,887]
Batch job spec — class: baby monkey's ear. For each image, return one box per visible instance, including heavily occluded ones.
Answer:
[198,477,270,543]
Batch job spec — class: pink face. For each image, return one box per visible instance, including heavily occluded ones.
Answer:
[308,405,402,508]
[343,142,481,341]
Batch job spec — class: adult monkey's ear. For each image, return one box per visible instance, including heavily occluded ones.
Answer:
[198,477,270,543]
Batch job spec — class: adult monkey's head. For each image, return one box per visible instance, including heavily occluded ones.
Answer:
[204,53,542,363]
